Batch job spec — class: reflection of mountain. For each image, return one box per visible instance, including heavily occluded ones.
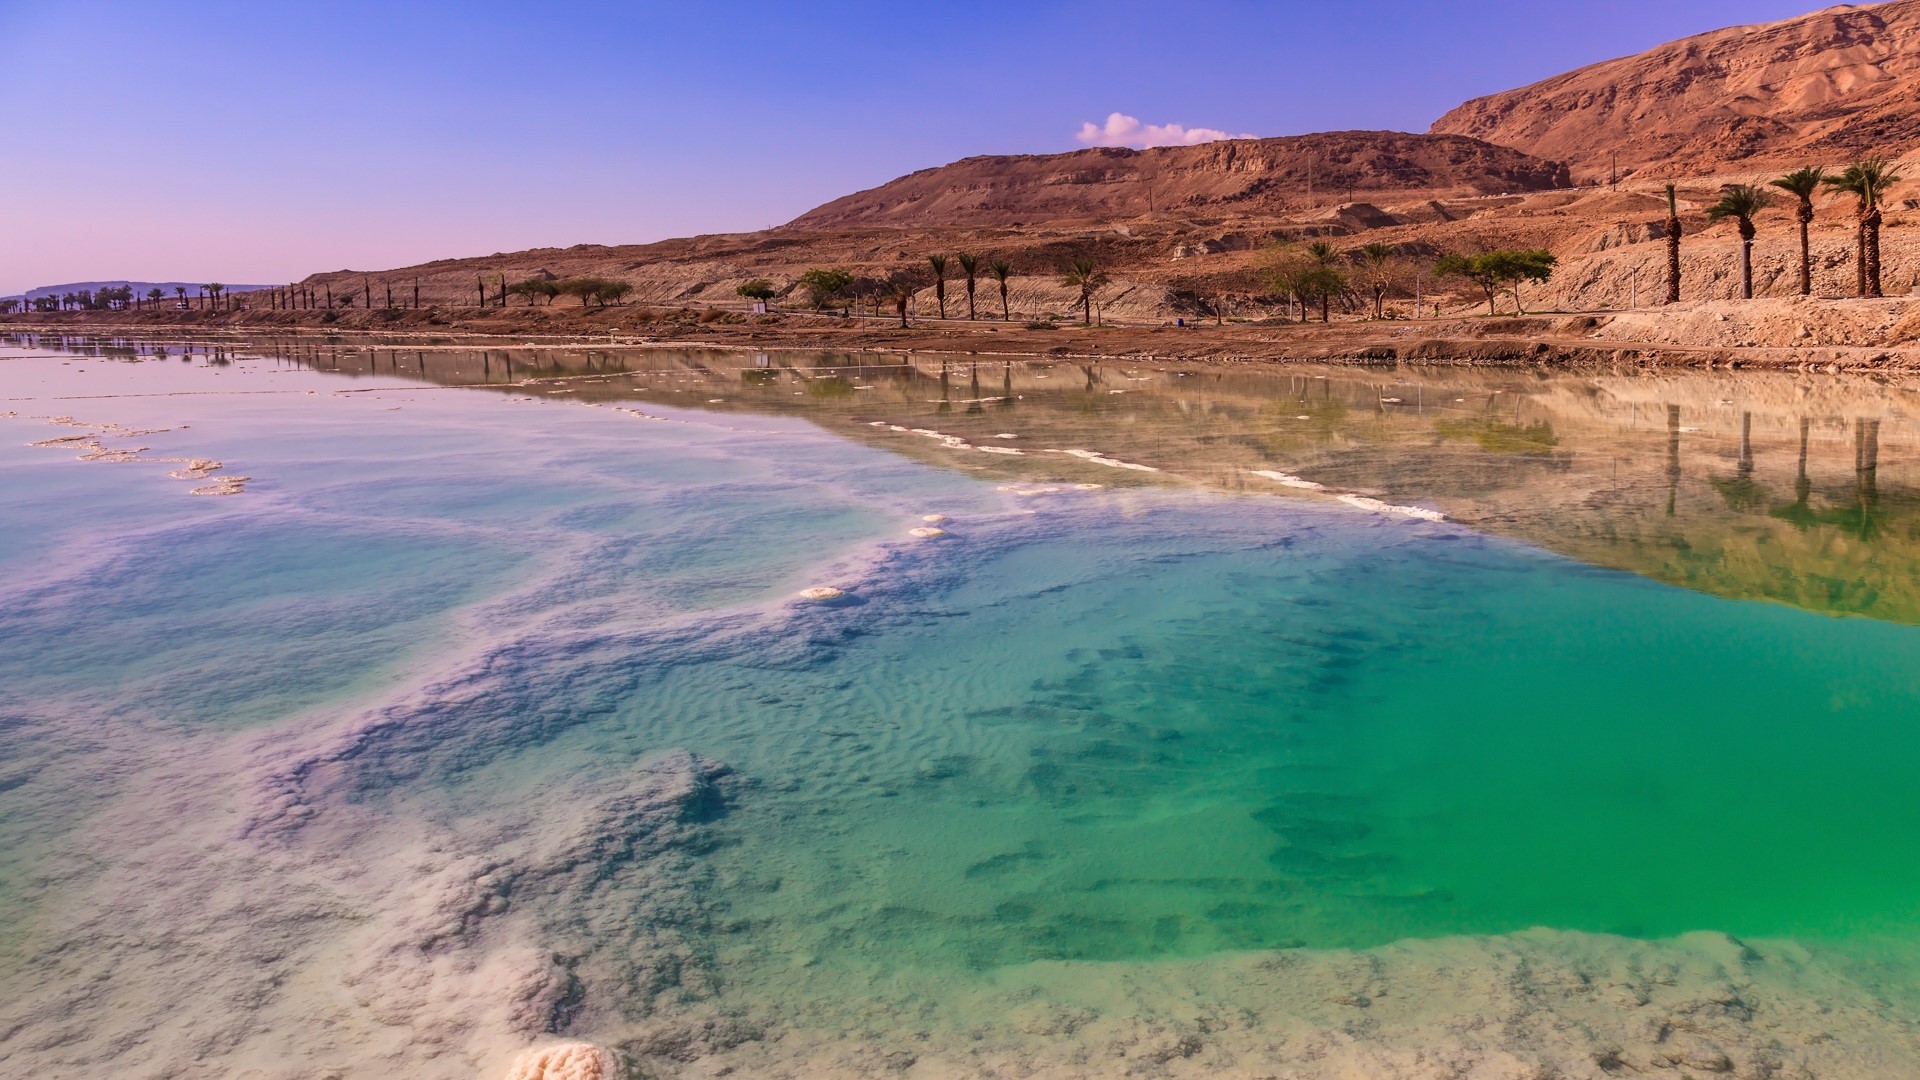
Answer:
[214,334,1920,626]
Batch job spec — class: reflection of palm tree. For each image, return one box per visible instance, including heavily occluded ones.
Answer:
[1771,417,1817,528]
[1665,404,1682,517]
[1711,411,1767,511]
[1855,418,1881,534]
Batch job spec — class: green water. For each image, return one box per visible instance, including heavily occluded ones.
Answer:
[7,334,1920,1075]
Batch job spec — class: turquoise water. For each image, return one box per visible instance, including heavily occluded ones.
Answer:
[4,335,1920,1076]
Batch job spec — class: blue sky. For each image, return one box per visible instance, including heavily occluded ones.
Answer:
[0,0,1827,294]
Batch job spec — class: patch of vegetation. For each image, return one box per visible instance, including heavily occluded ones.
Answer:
[1024,320,1058,330]
[1434,417,1559,453]
[808,376,855,398]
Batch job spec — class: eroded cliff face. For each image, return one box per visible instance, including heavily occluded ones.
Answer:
[788,131,1571,228]
[1431,1,1920,179]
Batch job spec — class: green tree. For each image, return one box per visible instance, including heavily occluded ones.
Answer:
[1435,250,1557,315]
[735,278,776,308]
[1706,184,1771,299]
[1060,257,1108,325]
[1301,242,1347,322]
[1664,184,1683,304]
[1769,166,1825,296]
[796,267,854,311]
[887,274,917,328]
[562,277,625,308]
[174,286,187,307]
[1353,242,1400,318]
[508,278,560,305]
[146,288,165,306]
[956,252,979,319]
[1824,157,1902,297]
[927,253,949,318]
[206,282,224,310]
[987,259,1013,321]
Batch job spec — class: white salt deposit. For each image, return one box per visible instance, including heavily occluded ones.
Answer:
[1337,494,1448,522]
[1250,470,1327,491]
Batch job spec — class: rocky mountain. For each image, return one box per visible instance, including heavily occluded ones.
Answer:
[789,131,1572,229]
[1430,1,1920,180]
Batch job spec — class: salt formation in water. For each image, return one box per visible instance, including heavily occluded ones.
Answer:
[909,526,947,538]
[1337,493,1449,522]
[502,1041,622,1080]
[796,586,845,601]
[921,514,948,523]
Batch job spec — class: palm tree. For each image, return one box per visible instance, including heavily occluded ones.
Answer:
[1825,157,1902,297]
[1769,166,1824,296]
[988,259,1013,320]
[147,288,164,308]
[207,283,224,310]
[927,253,948,319]
[956,252,979,320]
[174,286,187,307]
[1706,184,1771,299]
[1664,184,1683,304]
[1060,257,1108,325]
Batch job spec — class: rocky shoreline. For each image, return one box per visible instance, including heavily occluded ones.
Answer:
[7,295,1918,375]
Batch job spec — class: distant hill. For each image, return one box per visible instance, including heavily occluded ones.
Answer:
[1430,1,1920,179]
[787,131,1572,229]
[3,281,277,302]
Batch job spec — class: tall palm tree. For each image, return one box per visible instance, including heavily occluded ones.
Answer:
[956,252,979,319]
[1706,184,1771,299]
[174,286,187,307]
[927,253,948,319]
[1060,257,1108,325]
[1825,157,1903,297]
[1664,184,1683,304]
[988,259,1013,320]
[1769,166,1824,296]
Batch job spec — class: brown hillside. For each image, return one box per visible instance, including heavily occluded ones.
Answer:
[1431,1,1920,180]
[789,131,1571,228]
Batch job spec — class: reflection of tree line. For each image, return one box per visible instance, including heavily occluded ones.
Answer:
[1665,402,1893,540]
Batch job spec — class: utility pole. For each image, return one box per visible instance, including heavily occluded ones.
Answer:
[1610,152,1618,192]
[1415,272,1424,317]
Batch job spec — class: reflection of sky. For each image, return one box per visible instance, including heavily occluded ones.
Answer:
[0,0,1821,294]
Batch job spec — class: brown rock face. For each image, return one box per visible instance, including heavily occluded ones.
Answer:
[1431,1,1920,178]
[788,131,1571,228]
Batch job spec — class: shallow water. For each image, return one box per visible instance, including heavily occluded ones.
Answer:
[4,332,1920,1077]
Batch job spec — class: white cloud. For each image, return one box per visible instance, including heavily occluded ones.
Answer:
[1075,112,1255,149]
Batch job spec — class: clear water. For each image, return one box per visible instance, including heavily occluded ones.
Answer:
[4,333,1920,1076]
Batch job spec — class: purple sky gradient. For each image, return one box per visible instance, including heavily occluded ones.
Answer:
[0,0,1832,294]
